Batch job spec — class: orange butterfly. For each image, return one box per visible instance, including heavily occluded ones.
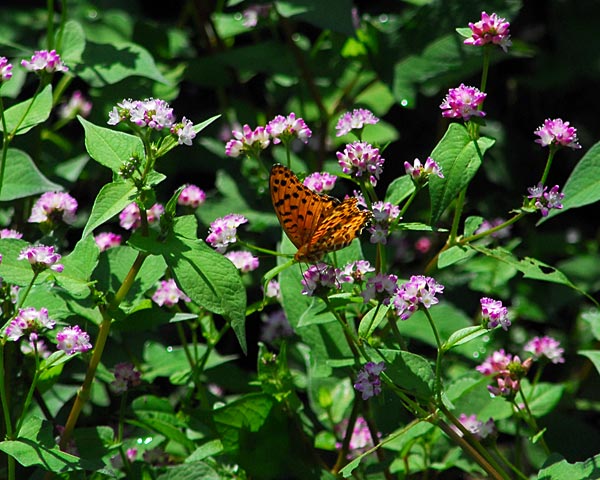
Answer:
[269,164,372,262]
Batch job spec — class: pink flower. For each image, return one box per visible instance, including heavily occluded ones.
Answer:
[266,113,312,144]
[111,362,142,394]
[368,201,401,245]
[108,98,175,130]
[242,4,271,27]
[524,336,565,364]
[58,91,92,119]
[206,213,248,252]
[21,49,68,73]
[170,117,196,145]
[528,184,564,217]
[455,414,497,441]
[464,12,512,52]
[404,157,444,181]
[335,108,380,137]
[0,57,13,82]
[303,172,337,193]
[440,84,487,121]
[178,184,206,208]
[94,232,122,251]
[336,260,375,284]
[260,309,294,344]
[360,273,398,305]
[263,279,282,301]
[224,250,259,272]
[354,361,386,400]
[480,297,510,330]
[534,118,581,149]
[0,228,23,239]
[335,416,380,458]
[476,349,513,376]
[225,124,270,158]
[119,202,163,230]
[152,279,191,307]
[5,307,56,341]
[414,237,432,254]
[56,325,92,355]
[391,275,444,320]
[18,245,64,273]
[337,141,385,186]
[301,263,338,296]
[28,191,78,225]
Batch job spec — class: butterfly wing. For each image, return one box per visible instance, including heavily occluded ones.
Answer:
[269,164,339,249]
[301,197,372,261]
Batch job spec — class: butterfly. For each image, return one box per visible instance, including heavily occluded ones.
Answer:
[269,164,372,262]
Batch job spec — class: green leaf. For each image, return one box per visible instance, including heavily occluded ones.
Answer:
[276,0,355,36]
[76,41,169,87]
[130,395,195,452]
[81,180,137,238]
[0,416,99,472]
[54,235,99,299]
[1,84,52,135]
[581,309,600,342]
[94,245,166,306]
[0,239,36,286]
[59,20,86,66]
[79,117,145,173]
[443,326,487,351]
[579,350,600,376]
[522,381,565,417]
[428,124,495,225]
[438,245,474,268]
[129,216,247,353]
[156,462,221,480]
[370,347,436,400]
[358,305,389,339]
[384,175,415,205]
[543,140,600,222]
[213,393,274,453]
[471,245,592,299]
[537,453,600,480]
[0,148,63,201]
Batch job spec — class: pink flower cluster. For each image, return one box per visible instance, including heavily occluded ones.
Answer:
[94,232,122,251]
[354,361,386,400]
[337,141,385,186]
[21,49,69,73]
[480,297,510,330]
[206,213,248,252]
[303,171,337,193]
[391,275,444,320]
[464,12,512,52]
[111,362,142,394]
[527,184,564,217]
[28,191,78,225]
[524,336,565,364]
[56,325,92,355]
[335,108,379,137]
[225,113,311,158]
[18,245,64,273]
[368,201,401,245]
[58,91,92,119]
[302,260,375,297]
[0,56,13,82]
[5,307,56,341]
[360,272,399,305]
[456,414,497,441]
[404,157,444,182]
[476,349,532,398]
[225,250,259,272]
[152,278,191,307]
[440,84,487,121]
[108,98,196,145]
[119,202,164,230]
[178,184,206,208]
[534,118,581,150]
[335,416,379,458]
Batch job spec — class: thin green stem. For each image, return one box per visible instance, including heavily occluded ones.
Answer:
[448,188,466,245]
[0,342,16,480]
[515,391,551,455]
[460,212,527,244]
[491,444,530,480]
[539,147,556,186]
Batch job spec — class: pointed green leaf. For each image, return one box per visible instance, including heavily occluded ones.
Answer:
[429,124,495,225]
[79,116,144,173]
[543,140,600,221]
[0,149,63,201]
[55,235,99,298]
[81,180,136,238]
[1,84,52,135]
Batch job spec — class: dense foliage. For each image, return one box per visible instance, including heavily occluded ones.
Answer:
[0,1,599,479]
